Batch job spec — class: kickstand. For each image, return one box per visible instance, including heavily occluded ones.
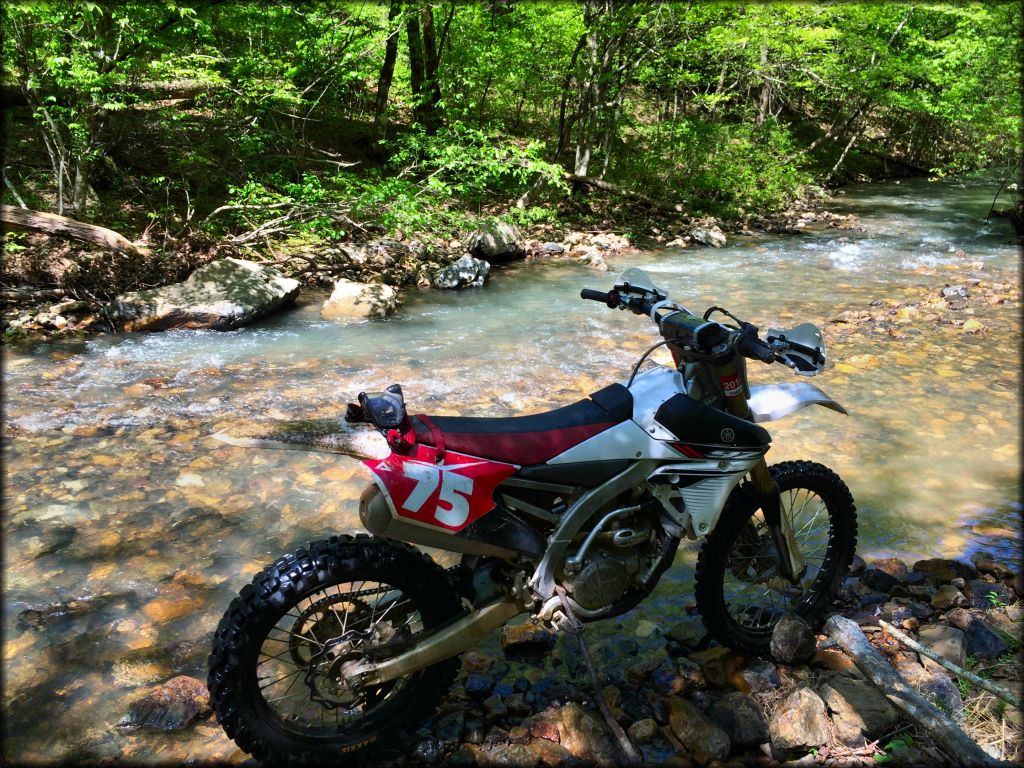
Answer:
[554,586,642,766]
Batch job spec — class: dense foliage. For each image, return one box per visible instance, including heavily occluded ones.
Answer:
[2,1,1020,243]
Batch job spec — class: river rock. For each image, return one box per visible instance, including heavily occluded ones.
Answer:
[690,646,744,688]
[542,242,565,254]
[966,579,1011,609]
[737,659,780,693]
[501,623,556,657]
[119,675,211,731]
[818,678,898,746]
[321,279,398,320]
[770,614,816,664]
[467,221,525,262]
[974,554,1014,579]
[532,702,615,764]
[690,226,727,248]
[668,696,731,764]
[917,672,963,719]
[709,691,769,748]
[917,624,966,671]
[768,687,830,756]
[433,254,490,289]
[945,609,1009,659]
[627,718,658,744]
[862,568,899,594]
[912,558,978,585]
[414,737,444,765]
[109,258,300,331]
[931,584,967,611]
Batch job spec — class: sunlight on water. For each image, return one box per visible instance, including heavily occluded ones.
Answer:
[2,173,1020,762]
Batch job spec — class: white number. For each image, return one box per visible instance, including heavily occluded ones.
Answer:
[400,463,440,513]
[436,471,473,527]
[398,463,476,527]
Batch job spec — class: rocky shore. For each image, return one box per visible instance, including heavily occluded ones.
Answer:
[106,552,1021,766]
[0,197,862,342]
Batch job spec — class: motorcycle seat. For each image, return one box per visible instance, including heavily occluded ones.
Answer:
[410,383,632,465]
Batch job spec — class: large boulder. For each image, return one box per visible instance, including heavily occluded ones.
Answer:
[433,254,490,289]
[467,220,525,262]
[109,258,299,331]
[818,678,899,746]
[321,279,398,321]
[690,225,727,248]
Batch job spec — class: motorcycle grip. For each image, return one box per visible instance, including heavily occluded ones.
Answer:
[581,288,619,308]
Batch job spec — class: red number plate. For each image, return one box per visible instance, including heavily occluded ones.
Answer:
[364,445,516,532]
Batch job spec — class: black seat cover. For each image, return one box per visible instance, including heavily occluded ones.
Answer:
[412,383,632,465]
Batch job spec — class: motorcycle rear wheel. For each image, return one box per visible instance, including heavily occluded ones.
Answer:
[208,534,463,766]
[694,461,857,655]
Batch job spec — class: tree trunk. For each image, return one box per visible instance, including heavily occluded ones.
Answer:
[405,11,427,121]
[0,205,152,258]
[755,43,770,126]
[373,0,402,135]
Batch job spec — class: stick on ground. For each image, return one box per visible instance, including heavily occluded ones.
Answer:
[879,619,1022,711]
[825,614,1005,767]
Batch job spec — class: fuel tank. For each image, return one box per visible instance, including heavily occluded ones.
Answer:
[654,393,771,449]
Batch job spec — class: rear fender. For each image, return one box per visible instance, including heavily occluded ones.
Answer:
[747,383,847,423]
[211,418,390,460]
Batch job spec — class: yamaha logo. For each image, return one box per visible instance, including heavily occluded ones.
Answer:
[720,428,735,443]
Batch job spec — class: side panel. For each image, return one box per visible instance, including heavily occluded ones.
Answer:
[546,419,685,464]
[364,445,516,533]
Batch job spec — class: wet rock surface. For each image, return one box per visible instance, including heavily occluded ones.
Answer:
[2,174,1021,765]
[320,278,398,320]
[108,258,300,331]
[433,254,491,289]
[119,675,211,731]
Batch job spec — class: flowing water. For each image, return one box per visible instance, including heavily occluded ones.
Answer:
[2,173,1020,762]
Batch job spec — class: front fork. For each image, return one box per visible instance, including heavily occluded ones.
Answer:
[718,360,806,584]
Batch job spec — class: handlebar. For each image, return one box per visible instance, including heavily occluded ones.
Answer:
[580,288,618,308]
[735,331,777,364]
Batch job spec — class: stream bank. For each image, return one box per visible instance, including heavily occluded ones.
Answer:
[2,171,1020,764]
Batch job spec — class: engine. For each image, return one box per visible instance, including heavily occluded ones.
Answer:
[562,510,659,612]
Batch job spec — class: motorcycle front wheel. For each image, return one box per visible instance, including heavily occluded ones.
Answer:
[208,535,463,766]
[694,460,857,655]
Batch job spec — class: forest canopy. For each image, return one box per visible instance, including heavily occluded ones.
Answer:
[2,1,1021,245]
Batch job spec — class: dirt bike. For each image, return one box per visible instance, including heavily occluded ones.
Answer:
[207,266,857,765]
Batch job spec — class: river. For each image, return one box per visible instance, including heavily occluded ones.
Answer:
[2,172,1020,762]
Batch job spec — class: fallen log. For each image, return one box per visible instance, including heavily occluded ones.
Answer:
[878,619,1022,710]
[0,205,151,258]
[825,614,1004,766]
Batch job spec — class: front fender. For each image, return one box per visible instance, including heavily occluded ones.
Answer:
[747,382,847,423]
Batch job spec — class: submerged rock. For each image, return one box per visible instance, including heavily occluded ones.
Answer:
[119,675,211,731]
[108,258,299,331]
[321,279,398,321]
[433,254,490,289]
